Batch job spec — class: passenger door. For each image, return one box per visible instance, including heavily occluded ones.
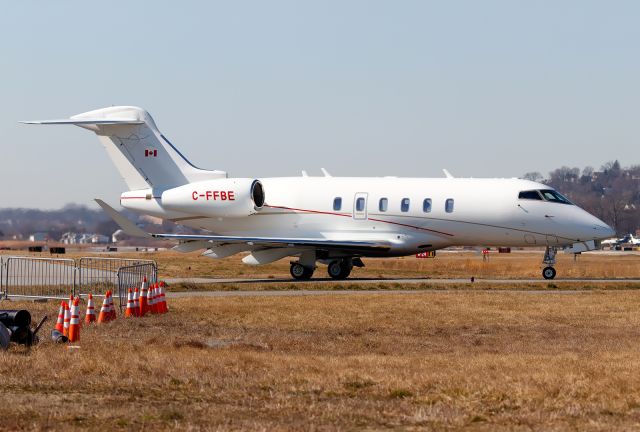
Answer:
[353,192,368,220]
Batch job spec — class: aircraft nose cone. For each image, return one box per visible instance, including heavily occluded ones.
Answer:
[600,223,616,239]
[589,215,615,239]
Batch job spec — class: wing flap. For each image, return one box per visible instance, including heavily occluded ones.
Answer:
[152,233,391,251]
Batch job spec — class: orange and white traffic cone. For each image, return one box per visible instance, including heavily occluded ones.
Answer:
[55,301,65,332]
[85,293,96,324]
[106,290,117,320]
[139,277,149,316]
[68,293,74,311]
[159,281,168,314]
[150,283,159,314]
[68,298,81,343]
[97,295,110,324]
[124,288,136,318]
[133,287,140,317]
[63,302,71,337]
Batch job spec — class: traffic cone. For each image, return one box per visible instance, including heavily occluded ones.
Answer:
[97,295,110,323]
[55,301,65,332]
[85,293,96,324]
[124,288,136,318]
[139,277,149,316]
[68,298,81,343]
[68,293,74,311]
[159,281,168,313]
[106,290,117,320]
[150,283,159,314]
[63,302,70,337]
[133,287,140,317]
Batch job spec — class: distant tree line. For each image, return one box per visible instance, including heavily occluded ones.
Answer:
[524,160,640,235]
[0,203,202,241]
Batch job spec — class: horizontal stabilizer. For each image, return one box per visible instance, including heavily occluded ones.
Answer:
[94,199,151,238]
[20,119,143,125]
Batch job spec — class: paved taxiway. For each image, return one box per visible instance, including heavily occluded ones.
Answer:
[166,288,613,298]
[166,276,640,285]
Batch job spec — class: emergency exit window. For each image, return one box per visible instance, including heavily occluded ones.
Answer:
[356,197,365,211]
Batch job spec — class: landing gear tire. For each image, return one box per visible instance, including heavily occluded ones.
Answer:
[542,266,556,280]
[290,263,314,280]
[328,260,352,279]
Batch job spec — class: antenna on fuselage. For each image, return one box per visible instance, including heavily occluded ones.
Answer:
[321,168,332,177]
[301,170,308,177]
[443,169,454,179]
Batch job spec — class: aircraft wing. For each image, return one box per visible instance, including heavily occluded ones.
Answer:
[147,233,390,251]
[95,199,391,252]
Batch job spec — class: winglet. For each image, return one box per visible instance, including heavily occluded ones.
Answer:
[443,169,454,179]
[94,199,152,238]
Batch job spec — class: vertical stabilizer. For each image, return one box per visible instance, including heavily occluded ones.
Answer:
[23,106,226,190]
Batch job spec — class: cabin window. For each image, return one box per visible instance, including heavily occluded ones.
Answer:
[518,190,543,200]
[333,197,342,211]
[445,198,454,213]
[379,198,388,212]
[401,198,410,212]
[356,197,365,212]
[423,198,432,213]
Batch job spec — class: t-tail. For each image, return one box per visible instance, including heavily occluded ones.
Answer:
[22,106,226,190]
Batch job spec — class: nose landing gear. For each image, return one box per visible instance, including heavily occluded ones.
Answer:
[542,246,557,280]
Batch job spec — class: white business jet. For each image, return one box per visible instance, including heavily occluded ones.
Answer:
[23,106,615,280]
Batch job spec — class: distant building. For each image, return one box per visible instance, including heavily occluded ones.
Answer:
[60,232,109,244]
[89,234,110,244]
[29,232,48,242]
[112,229,131,243]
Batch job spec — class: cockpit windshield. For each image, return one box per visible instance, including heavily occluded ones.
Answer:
[518,189,573,205]
[518,190,543,200]
[539,189,573,204]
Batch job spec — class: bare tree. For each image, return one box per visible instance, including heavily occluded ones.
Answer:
[523,172,544,182]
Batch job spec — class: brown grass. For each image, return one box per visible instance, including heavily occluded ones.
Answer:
[4,249,639,281]
[3,291,640,430]
[153,250,640,280]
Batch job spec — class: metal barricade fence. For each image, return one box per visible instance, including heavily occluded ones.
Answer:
[77,257,156,298]
[117,264,158,312]
[4,256,76,299]
[0,256,157,302]
[0,257,5,299]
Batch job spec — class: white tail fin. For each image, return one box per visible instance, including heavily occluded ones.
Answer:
[22,106,226,190]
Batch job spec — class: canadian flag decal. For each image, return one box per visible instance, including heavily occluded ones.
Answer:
[144,148,158,157]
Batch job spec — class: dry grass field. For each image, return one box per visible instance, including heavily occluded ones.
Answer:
[3,249,640,281]
[3,291,640,431]
[151,250,640,280]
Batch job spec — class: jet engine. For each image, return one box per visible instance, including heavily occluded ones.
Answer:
[161,178,265,218]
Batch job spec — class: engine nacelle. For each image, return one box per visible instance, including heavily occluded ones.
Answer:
[161,178,265,218]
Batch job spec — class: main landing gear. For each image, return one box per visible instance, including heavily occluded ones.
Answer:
[290,262,314,280]
[542,246,557,280]
[289,257,362,280]
[327,259,353,280]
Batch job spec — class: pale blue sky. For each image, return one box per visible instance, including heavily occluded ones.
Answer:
[1,1,639,208]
